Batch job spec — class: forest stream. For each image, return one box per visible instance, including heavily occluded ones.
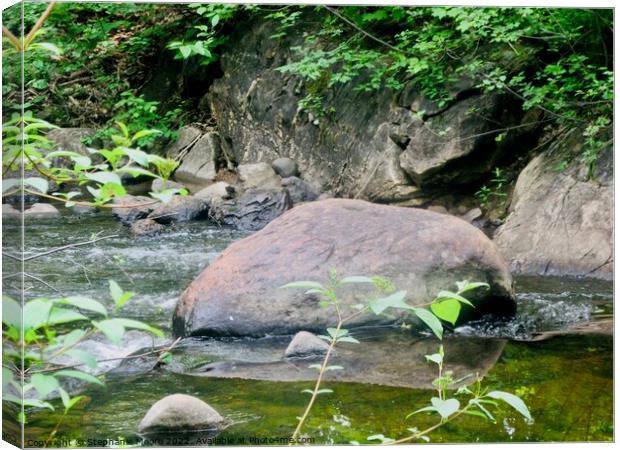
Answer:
[2,213,613,445]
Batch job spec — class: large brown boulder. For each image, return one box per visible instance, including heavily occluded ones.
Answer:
[173,199,514,337]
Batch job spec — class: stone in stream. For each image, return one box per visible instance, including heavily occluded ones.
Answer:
[112,195,157,225]
[147,195,209,224]
[173,199,515,338]
[284,331,330,358]
[194,181,235,205]
[216,188,292,231]
[23,203,61,218]
[138,394,225,434]
[281,176,319,204]
[237,162,281,190]
[130,218,166,237]
[151,178,185,193]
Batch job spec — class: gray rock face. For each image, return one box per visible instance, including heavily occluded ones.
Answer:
[216,188,292,231]
[271,157,298,178]
[173,199,514,337]
[151,178,185,193]
[130,218,165,237]
[194,182,234,205]
[112,195,157,225]
[285,331,330,358]
[138,394,224,434]
[173,132,222,188]
[148,196,209,224]
[47,128,94,156]
[165,126,203,160]
[281,176,319,204]
[207,19,530,201]
[237,162,281,190]
[495,134,613,280]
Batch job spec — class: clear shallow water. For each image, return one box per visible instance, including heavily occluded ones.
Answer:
[2,212,613,445]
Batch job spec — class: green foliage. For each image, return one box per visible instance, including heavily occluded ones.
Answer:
[90,91,181,147]
[284,273,529,443]
[475,167,509,210]
[270,6,612,169]
[2,285,162,424]
[167,4,238,64]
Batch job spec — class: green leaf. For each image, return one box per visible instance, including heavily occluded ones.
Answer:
[179,45,193,59]
[308,364,322,370]
[337,336,360,344]
[2,296,22,329]
[46,308,89,326]
[325,365,344,371]
[413,307,443,339]
[431,397,460,419]
[108,280,123,303]
[425,352,443,365]
[340,276,374,284]
[131,129,162,144]
[281,281,324,290]
[3,394,54,411]
[54,297,107,317]
[327,327,348,339]
[54,369,104,386]
[115,291,135,311]
[487,391,532,421]
[61,329,86,348]
[85,171,122,186]
[315,389,333,394]
[23,299,52,331]
[65,349,97,369]
[3,367,15,389]
[430,298,461,325]
[116,121,129,138]
[113,318,164,337]
[24,177,49,193]
[2,178,20,193]
[93,319,125,345]
[456,281,490,294]
[435,290,474,307]
[45,150,91,167]
[31,373,60,398]
[368,290,411,315]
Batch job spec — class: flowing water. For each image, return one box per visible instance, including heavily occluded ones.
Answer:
[2,212,613,445]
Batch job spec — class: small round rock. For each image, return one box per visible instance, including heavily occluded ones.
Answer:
[138,394,225,434]
[271,157,298,178]
[285,331,330,358]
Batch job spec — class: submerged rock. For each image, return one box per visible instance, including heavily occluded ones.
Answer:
[112,195,157,225]
[173,199,514,337]
[138,394,225,434]
[130,218,165,237]
[284,331,330,358]
[147,196,209,224]
[495,133,613,280]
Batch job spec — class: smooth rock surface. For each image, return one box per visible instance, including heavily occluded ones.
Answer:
[271,157,298,178]
[138,394,224,433]
[281,176,319,204]
[165,126,203,159]
[151,178,185,193]
[148,196,209,224]
[174,199,514,337]
[495,135,613,280]
[23,203,61,218]
[237,162,281,190]
[173,132,221,187]
[284,331,330,358]
[194,182,234,204]
[112,195,157,225]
